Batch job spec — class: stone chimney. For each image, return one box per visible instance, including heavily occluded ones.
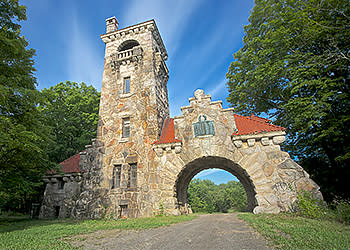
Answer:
[106,16,119,33]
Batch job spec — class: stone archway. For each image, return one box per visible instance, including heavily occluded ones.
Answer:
[174,156,257,212]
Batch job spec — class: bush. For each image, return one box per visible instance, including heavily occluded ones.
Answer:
[333,198,350,224]
[296,191,327,219]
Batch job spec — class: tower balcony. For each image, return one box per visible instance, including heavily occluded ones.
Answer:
[110,46,143,70]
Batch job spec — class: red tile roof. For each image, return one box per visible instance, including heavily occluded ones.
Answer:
[46,153,82,175]
[153,118,182,145]
[232,114,286,136]
[60,153,82,173]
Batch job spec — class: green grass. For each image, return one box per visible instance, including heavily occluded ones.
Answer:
[0,215,196,249]
[238,213,350,249]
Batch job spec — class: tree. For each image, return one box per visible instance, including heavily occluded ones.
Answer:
[226,0,350,201]
[40,81,100,163]
[0,0,52,212]
[223,181,247,211]
[187,179,247,213]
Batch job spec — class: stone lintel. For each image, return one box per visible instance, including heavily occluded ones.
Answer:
[209,100,223,106]
[173,115,184,120]
[126,155,137,163]
[180,105,192,111]
[112,159,124,165]
[222,107,235,113]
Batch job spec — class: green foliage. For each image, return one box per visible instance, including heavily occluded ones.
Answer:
[0,0,52,212]
[0,215,197,249]
[226,0,350,201]
[39,81,100,163]
[296,191,327,219]
[238,213,350,249]
[333,198,350,224]
[188,179,247,213]
[154,201,165,217]
[295,191,350,224]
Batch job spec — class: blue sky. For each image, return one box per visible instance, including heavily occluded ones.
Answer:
[20,0,254,184]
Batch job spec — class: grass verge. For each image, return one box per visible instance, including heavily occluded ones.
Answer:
[238,213,350,249]
[0,215,196,249]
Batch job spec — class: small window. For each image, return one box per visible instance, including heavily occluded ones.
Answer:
[128,163,137,188]
[123,77,130,94]
[112,165,121,189]
[54,206,60,218]
[122,118,130,138]
[120,205,128,218]
[58,178,64,190]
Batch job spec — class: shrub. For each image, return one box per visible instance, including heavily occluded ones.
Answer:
[296,191,327,219]
[333,198,350,224]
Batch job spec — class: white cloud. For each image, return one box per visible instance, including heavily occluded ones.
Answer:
[194,169,222,178]
[208,78,227,97]
[122,0,201,56]
[65,12,103,90]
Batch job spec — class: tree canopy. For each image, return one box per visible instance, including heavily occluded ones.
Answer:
[226,0,350,201]
[40,81,100,163]
[0,0,52,212]
[188,179,247,213]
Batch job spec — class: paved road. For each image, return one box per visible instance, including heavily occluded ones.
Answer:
[72,214,271,250]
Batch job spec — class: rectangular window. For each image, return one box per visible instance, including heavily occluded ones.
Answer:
[128,163,137,188]
[122,117,130,138]
[112,165,121,189]
[120,205,128,218]
[58,178,64,190]
[123,77,130,93]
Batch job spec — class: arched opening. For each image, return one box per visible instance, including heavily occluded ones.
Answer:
[118,40,140,51]
[175,156,257,212]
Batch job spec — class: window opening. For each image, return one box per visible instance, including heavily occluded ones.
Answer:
[54,206,60,218]
[128,163,137,188]
[122,118,130,138]
[58,178,64,190]
[120,205,128,218]
[123,77,130,94]
[118,40,139,51]
[112,165,122,188]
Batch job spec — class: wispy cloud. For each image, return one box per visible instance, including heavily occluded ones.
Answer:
[122,0,201,56]
[65,11,103,90]
[195,169,222,178]
[208,78,227,97]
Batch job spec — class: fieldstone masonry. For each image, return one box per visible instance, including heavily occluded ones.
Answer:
[39,17,321,219]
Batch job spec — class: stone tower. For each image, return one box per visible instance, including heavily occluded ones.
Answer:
[98,17,169,140]
[89,17,170,218]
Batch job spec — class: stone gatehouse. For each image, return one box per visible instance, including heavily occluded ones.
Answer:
[39,17,321,219]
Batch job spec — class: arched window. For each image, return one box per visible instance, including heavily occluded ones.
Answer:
[118,40,140,51]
